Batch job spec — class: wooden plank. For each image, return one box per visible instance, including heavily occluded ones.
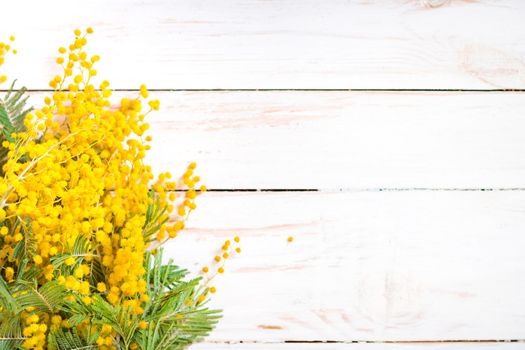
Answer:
[192,343,525,350]
[1,0,525,89]
[27,91,525,189]
[162,191,525,342]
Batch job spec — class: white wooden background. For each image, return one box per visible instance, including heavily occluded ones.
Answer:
[2,0,525,349]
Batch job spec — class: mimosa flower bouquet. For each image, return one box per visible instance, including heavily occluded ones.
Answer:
[0,28,238,350]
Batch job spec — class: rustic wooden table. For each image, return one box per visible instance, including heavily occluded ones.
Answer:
[2,1,525,349]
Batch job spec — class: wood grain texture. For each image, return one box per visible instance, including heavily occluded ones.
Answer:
[1,0,524,89]
[191,343,525,350]
[28,90,525,189]
[163,191,525,342]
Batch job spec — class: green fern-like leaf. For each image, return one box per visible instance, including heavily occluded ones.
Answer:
[136,250,221,350]
[16,280,67,313]
[47,328,99,350]
[143,189,169,243]
[0,336,24,350]
[0,275,20,314]
[11,218,37,264]
[51,235,97,271]
[0,276,26,350]
[0,80,33,172]
[0,80,32,141]
[63,294,139,349]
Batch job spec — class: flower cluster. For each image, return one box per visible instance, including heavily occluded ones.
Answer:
[0,28,239,350]
[200,236,241,298]
[0,35,16,84]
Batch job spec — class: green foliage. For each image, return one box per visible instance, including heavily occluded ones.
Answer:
[0,277,67,349]
[50,235,106,288]
[12,219,37,263]
[136,250,221,350]
[47,328,99,350]
[57,249,220,350]
[143,189,169,243]
[0,80,32,171]
[51,235,94,270]
[0,247,220,349]
[0,278,24,349]
[0,80,32,142]
[17,281,68,314]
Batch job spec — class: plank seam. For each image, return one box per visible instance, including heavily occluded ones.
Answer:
[284,340,525,344]
[175,188,525,192]
[202,339,525,344]
[204,339,525,344]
